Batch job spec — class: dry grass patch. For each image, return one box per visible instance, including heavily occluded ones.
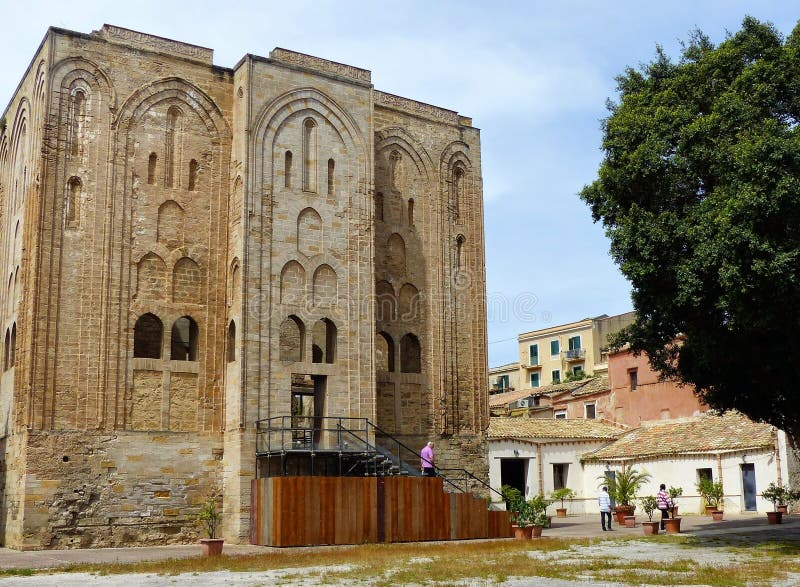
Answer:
[15,534,800,586]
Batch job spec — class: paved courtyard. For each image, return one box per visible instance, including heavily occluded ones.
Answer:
[0,513,796,585]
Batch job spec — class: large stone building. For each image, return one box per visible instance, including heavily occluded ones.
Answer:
[0,25,489,549]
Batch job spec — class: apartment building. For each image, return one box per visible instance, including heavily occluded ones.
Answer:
[515,312,635,389]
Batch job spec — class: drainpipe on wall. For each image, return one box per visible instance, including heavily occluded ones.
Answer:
[774,428,783,487]
[537,443,543,496]
[716,454,723,486]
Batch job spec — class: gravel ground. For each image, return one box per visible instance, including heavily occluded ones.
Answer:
[0,538,786,587]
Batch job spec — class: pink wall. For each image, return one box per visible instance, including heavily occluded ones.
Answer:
[606,349,707,427]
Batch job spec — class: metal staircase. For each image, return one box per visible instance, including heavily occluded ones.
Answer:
[254,415,502,500]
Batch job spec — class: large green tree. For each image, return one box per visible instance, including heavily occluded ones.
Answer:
[581,17,800,445]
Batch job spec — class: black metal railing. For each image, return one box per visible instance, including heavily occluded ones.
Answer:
[255,415,373,454]
[254,415,503,500]
[564,348,585,360]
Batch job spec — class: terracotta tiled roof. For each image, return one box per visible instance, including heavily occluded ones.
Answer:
[552,377,610,398]
[488,388,536,408]
[582,411,774,461]
[488,417,623,440]
[489,377,610,409]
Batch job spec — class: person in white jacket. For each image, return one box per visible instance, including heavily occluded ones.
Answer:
[598,486,613,531]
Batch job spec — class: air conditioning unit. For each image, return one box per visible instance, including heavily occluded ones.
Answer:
[517,399,530,408]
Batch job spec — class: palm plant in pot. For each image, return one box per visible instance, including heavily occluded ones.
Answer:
[599,467,651,524]
[197,497,224,555]
[762,482,787,524]
[639,495,660,535]
[549,487,576,518]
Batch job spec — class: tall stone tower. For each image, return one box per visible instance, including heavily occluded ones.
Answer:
[0,24,488,549]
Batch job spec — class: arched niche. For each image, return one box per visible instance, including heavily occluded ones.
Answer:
[279,315,305,362]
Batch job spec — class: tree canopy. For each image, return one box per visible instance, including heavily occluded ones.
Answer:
[580,17,800,445]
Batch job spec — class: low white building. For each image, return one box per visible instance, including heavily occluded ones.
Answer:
[488,411,798,515]
[487,417,622,514]
[582,411,795,514]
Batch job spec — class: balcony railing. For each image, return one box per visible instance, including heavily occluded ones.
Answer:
[564,348,585,361]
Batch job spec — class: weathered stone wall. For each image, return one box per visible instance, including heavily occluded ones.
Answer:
[20,430,221,549]
[0,25,489,548]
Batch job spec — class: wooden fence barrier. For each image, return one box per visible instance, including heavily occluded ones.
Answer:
[251,476,513,546]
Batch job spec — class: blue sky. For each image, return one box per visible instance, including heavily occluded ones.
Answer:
[1,1,798,366]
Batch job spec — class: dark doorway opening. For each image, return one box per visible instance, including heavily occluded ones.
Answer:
[500,458,526,496]
[290,374,326,449]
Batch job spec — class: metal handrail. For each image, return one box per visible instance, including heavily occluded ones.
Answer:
[254,415,502,498]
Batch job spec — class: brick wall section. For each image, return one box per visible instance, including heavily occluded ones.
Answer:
[0,25,489,548]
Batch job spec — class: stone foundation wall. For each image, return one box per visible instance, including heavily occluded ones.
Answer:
[17,430,222,550]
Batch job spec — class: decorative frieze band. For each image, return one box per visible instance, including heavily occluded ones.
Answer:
[375,91,459,125]
[270,48,371,84]
[97,25,213,64]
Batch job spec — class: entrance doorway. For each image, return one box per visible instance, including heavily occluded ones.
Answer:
[500,458,526,496]
[741,463,757,511]
[290,374,326,449]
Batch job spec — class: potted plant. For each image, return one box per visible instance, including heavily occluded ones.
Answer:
[668,486,683,517]
[531,510,550,538]
[549,487,576,518]
[501,486,534,539]
[639,495,660,535]
[663,486,683,533]
[697,478,724,519]
[528,494,553,529]
[599,467,651,524]
[762,482,787,524]
[197,497,224,555]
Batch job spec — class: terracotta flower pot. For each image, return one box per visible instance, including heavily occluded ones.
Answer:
[664,517,682,534]
[704,505,717,516]
[614,505,635,524]
[200,538,224,556]
[767,511,783,525]
[711,510,724,521]
[531,524,543,538]
[624,515,636,528]
[513,525,533,540]
[556,507,567,518]
[777,504,788,514]
[642,521,660,535]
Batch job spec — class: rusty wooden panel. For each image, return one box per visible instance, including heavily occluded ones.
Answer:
[488,510,514,538]
[450,493,489,540]
[382,477,449,542]
[254,475,499,546]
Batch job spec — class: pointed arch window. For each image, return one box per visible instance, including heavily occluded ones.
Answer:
[3,329,9,371]
[134,313,163,359]
[148,153,157,185]
[8,324,15,369]
[456,235,466,272]
[165,106,181,188]
[227,320,236,363]
[302,118,317,192]
[452,166,464,221]
[171,316,199,361]
[400,333,421,373]
[188,159,198,191]
[284,150,293,188]
[408,198,415,226]
[66,176,81,224]
[327,158,335,195]
[70,90,86,157]
[377,331,395,372]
